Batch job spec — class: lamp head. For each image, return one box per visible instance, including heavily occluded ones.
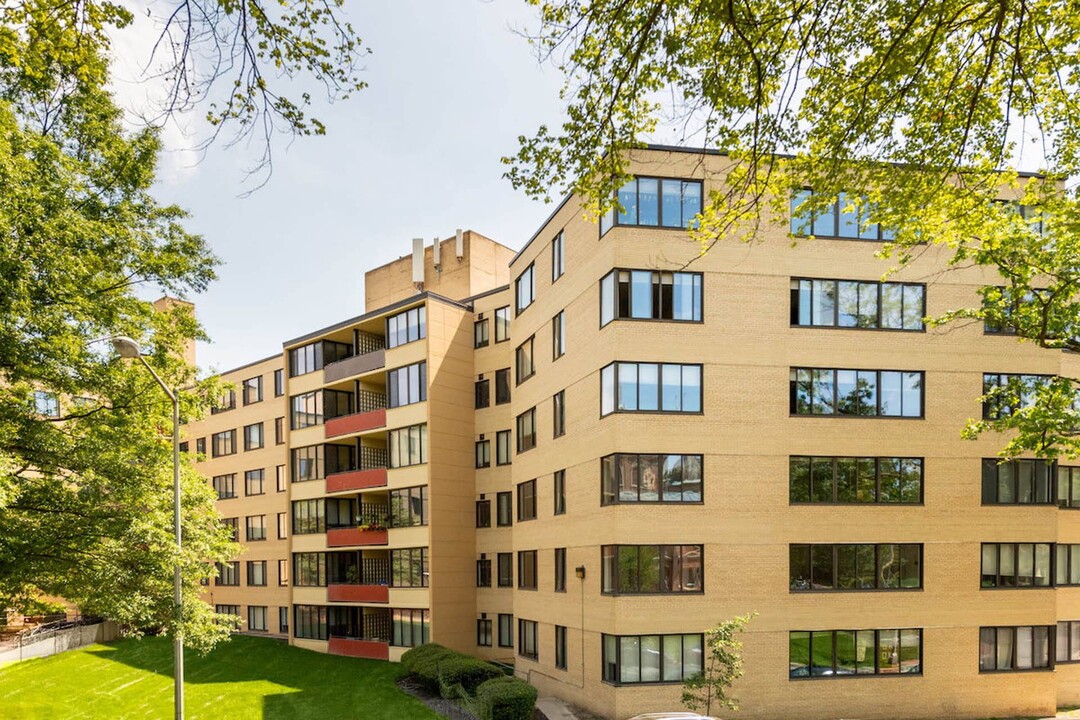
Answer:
[110,336,143,359]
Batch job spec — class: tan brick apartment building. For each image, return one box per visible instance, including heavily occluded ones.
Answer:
[185,146,1080,720]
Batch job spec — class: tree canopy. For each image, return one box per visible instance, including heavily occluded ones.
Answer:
[509,0,1080,458]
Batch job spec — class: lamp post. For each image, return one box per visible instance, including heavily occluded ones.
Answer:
[111,336,184,720]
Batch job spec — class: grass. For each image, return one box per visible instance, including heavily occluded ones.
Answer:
[0,634,443,720]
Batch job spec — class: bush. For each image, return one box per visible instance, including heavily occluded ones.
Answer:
[475,676,538,720]
[436,657,504,699]
[401,644,461,690]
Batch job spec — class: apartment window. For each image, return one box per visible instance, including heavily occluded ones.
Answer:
[216,561,240,586]
[390,486,428,527]
[602,633,703,684]
[274,417,284,445]
[277,512,288,540]
[388,424,428,468]
[790,629,922,677]
[279,607,289,633]
[980,626,1052,671]
[981,543,1053,587]
[495,306,511,342]
[277,559,289,586]
[497,553,513,587]
[555,626,568,670]
[392,609,430,648]
[211,430,236,457]
[790,189,896,241]
[243,422,264,451]
[291,445,324,482]
[495,369,512,404]
[475,440,491,469]
[553,391,565,438]
[212,389,235,414]
[982,459,1053,504]
[790,457,923,504]
[196,437,206,457]
[391,548,429,588]
[247,560,267,587]
[600,270,703,326]
[552,231,565,281]
[273,369,284,396]
[475,378,490,409]
[602,545,703,594]
[388,361,427,407]
[386,306,426,349]
[790,278,924,331]
[290,391,322,429]
[291,498,354,535]
[984,285,1051,334]
[601,362,702,416]
[789,368,923,417]
[179,441,189,454]
[222,517,238,541]
[601,177,703,235]
[1056,545,1080,586]
[517,551,538,590]
[516,408,536,453]
[288,340,351,378]
[1059,466,1080,508]
[242,376,263,405]
[496,430,512,466]
[244,469,264,496]
[212,474,236,500]
[555,548,566,592]
[245,515,267,542]
[601,454,703,504]
[33,390,59,417]
[516,263,536,314]
[476,500,491,528]
[293,553,327,586]
[474,319,490,348]
[982,373,1056,420]
[553,311,566,359]
[516,337,535,384]
[478,619,493,647]
[518,619,538,660]
[498,614,514,647]
[275,464,287,492]
[554,470,566,515]
[517,480,537,521]
[245,606,267,632]
[294,605,328,640]
[477,557,492,587]
[496,492,512,527]
[1057,621,1080,663]
[789,544,922,591]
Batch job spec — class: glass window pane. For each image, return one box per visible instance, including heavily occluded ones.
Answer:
[811,545,833,589]
[681,182,701,228]
[681,365,701,412]
[810,458,833,503]
[880,372,901,416]
[878,629,900,673]
[789,632,810,677]
[881,284,903,328]
[638,179,659,226]
[790,457,811,503]
[812,369,835,414]
[858,458,877,502]
[837,193,860,238]
[902,372,922,417]
[810,631,834,675]
[640,635,661,681]
[663,635,684,680]
[858,282,879,328]
[617,180,637,225]
[638,364,659,411]
[631,271,652,318]
[682,456,702,501]
[791,190,812,235]
[1016,626,1033,669]
[981,545,999,587]
[878,544,899,588]
[1034,626,1050,668]
[602,365,615,416]
[812,280,836,326]
[813,198,836,237]
[661,180,683,228]
[618,364,638,411]
[879,458,901,503]
[600,272,615,326]
[979,628,996,670]
[640,455,660,502]
[620,636,640,682]
[682,634,703,676]
[836,458,858,503]
[903,285,924,329]
[1035,543,1052,586]
[1072,623,1080,661]
[835,630,856,674]
[789,545,810,590]
[856,630,876,674]
[837,281,859,326]
[900,629,921,674]
[662,365,682,411]
[1000,544,1016,587]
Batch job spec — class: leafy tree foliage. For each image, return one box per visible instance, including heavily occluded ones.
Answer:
[0,1,239,649]
[509,0,1080,458]
[682,613,754,716]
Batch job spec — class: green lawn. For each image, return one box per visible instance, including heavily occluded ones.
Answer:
[0,635,443,720]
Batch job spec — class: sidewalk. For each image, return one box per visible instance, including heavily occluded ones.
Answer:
[537,696,581,720]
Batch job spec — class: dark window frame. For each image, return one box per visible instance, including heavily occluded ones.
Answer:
[599,269,704,327]
[600,361,703,417]
[789,628,923,678]
[789,456,923,505]
[517,479,537,522]
[600,176,704,236]
[601,453,704,505]
[789,543,923,592]
[790,277,926,332]
[601,544,704,595]
[789,367,924,418]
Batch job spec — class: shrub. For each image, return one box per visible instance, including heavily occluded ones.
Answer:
[436,657,504,699]
[475,676,538,720]
[401,644,457,689]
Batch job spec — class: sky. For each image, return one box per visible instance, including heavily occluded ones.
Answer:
[110,1,568,373]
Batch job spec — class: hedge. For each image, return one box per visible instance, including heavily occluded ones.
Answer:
[436,657,504,699]
[475,675,538,720]
[400,644,457,689]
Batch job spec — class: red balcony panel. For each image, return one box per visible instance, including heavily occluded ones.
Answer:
[327,584,389,603]
[326,468,388,494]
[328,637,389,661]
[326,528,389,547]
[326,409,386,438]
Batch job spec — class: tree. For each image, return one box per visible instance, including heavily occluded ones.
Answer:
[682,613,755,717]
[0,0,239,650]
[509,0,1080,458]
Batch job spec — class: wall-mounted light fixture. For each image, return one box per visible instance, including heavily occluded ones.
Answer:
[575,565,586,580]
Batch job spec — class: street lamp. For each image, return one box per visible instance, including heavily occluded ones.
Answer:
[111,336,184,720]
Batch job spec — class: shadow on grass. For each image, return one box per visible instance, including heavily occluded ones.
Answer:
[84,634,440,720]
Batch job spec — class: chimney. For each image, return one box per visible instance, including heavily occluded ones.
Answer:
[412,238,425,290]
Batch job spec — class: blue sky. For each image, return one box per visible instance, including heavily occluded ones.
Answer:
[120,1,567,372]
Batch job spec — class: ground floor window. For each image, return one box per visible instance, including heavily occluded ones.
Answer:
[519,619,538,660]
[478,619,492,647]
[789,629,921,677]
[1057,621,1080,663]
[392,609,429,647]
[602,633,702,684]
[279,607,289,634]
[294,605,328,640]
[980,626,1052,671]
[248,606,268,632]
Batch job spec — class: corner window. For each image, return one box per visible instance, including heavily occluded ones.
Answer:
[475,378,490,409]
[790,190,896,241]
[602,633,702,684]
[386,306,426,349]
[600,270,702,326]
[388,361,427,408]
[601,177,703,235]
[496,369,512,404]
[601,545,703,594]
[601,362,702,416]
[601,454,703,504]
[516,264,536,315]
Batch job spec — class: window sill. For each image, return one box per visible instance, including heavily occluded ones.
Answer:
[602,409,704,418]
[602,500,705,506]
[790,587,923,593]
[790,501,924,507]
[601,591,704,597]
[789,413,924,420]
[789,670,923,680]
[790,324,925,334]
[979,586,1055,591]
[602,317,705,328]
[979,667,1053,674]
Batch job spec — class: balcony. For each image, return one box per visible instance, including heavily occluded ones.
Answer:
[327,607,392,660]
[324,348,386,384]
[328,556,390,603]
[325,447,389,494]
[327,528,389,547]
[327,636,389,660]
[328,584,390,603]
[325,391,387,439]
